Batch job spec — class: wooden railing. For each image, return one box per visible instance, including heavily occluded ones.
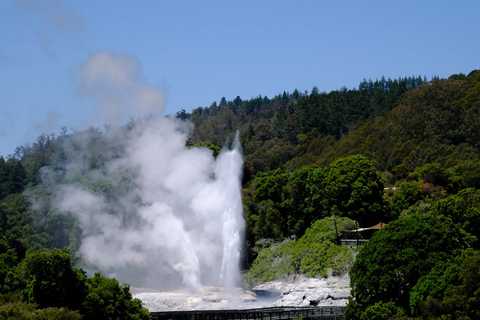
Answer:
[151,306,346,320]
[340,239,368,247]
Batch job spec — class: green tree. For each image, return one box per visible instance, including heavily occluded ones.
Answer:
[408,162,457,192]
[253,199,284,240]
[23,250,150,319]
[282,166,313,236]
[0,300,82,320]
[307,155,388,226]
[253,169,287,204]
[454,159,480,189]
[409,250,480,319]
[347,214,470,319]
[24,249,88,311]
[390,181,422,217]
[82,273,150,320]
[408,249,476,317]
[433,188,480,248]
[444,253,480,319]
[0,223,24,293]
[359,301,406,320]
[1,159,26,197]
[0,158,6,199]
[175,109,189,120]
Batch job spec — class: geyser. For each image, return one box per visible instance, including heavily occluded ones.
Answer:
[47,118,245,291]
[218,135,244,288]
[32,50,245,291]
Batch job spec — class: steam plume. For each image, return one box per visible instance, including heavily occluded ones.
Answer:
[78,50,166,124]
[36,51,244,290]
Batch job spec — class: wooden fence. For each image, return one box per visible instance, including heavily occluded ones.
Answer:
[151,306,345,320]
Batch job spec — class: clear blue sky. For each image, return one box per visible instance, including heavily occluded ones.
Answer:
[1,0,479,158]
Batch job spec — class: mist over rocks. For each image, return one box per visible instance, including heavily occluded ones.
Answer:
[27,50,245,291]
[133,287,262,312]
[256,276,351,307]
[133,276,351,311]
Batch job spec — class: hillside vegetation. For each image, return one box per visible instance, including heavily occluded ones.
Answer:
[244,216,356,286]
[1,70,480,319]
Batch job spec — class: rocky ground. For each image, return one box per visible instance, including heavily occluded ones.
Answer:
[132,275,351,312]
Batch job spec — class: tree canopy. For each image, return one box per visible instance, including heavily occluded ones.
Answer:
[1,69,480,319]
[347,214,471,319]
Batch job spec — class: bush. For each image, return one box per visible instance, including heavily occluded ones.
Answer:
[82,273,150,320]
[243,216,356,286]
[347,213,470,319]
[23,249,150,319]
[0,299,82,320]
[360,301,406,320]
[24,249,88,311]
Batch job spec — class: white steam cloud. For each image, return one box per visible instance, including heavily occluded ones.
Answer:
[78,50,166,124]
[38,51,244,290]
[16,0,84,57]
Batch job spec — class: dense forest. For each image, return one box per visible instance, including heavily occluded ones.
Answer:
[1,70,480,319]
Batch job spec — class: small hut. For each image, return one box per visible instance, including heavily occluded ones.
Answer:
[341,222,388,247]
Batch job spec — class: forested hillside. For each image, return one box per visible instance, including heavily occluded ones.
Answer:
[1,70,480,319]
[184,75,428,179]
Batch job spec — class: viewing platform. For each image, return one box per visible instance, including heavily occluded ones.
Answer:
[340,239,368,248]
[151,306,346,320]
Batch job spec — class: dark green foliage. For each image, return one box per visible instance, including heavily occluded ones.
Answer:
[0,159,5,198]
[0,246,23,294]
[0,300,82,320]
[453,159,480,190]
[449,73,466,81]
[405,250,480,319]
[253,169,287,203]
[243,169,288,248]
[0,193,75,257]
[407,162,457,192]
[295,71,480,191]
[175,109,189,121]
[253,199,284,240]
[173,71,480,193]
[390,181,422,217]
[244,155,387,264]
[347,214,470,319]
[0,283,147,320]
[83,273,150,320]
[306,155,388,226]
[282,166,313,237]
[432,188,480,248]
[0,195,55,294]
[24,249,88,311]
[22,250,150,319]
[359,301,406,320]
[185,74,429,178]
[2,70,480,319]
[408,249,475,316]
[445,253,480,319]
[0,158,27,199]
[244,137,295,174]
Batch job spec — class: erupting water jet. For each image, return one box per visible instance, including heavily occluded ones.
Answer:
[218,134,244,288]
[36,51,246,293]
[49,116,245,292]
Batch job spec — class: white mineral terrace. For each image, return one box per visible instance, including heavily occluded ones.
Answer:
[132,276,351,312]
